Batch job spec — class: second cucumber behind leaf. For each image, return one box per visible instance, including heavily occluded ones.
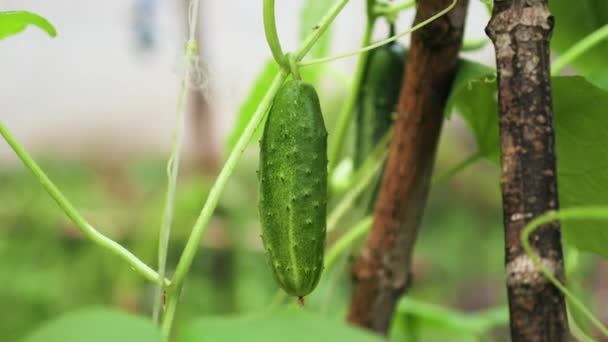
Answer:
[354,41,407,212]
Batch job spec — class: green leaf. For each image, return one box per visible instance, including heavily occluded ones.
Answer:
[550,1,608,89]
[449,70,608,258]
[395,297,509,336]
[446,60,499,162]
[552,76,608,257]
[178,308,382,342]
[0,11,57,40]
[299,0,334,86]
[225,60,278,151]
[24,308,162,342]
[299,0,333,59]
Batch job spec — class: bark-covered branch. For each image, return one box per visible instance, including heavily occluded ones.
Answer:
[347,0,468,334]
[486,0,569,340]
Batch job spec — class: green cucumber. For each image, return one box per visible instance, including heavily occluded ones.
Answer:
[258,80,328,298]
[354,41,407,210]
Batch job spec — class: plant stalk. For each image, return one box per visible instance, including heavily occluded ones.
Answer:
[486,0,569,339]
[348,0,469,333]
[327,20,375,174]
[0,121,169,287]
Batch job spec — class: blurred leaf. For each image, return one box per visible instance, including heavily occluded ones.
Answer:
[446,60,499,162]
[449,71,608,258]
[299,0,333,59]
[24,308,162,342]
[0,11,56,40]
[565,248,596,338]
[395,297,508,336]
[552,77,608,257]
[448,60,495,108]
[550,1,608,89]
[299,0,334,84]
[178,308,382,342]
[225,59,278,151]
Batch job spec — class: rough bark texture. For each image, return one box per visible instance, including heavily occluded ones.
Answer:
[486,1,569,340]
[347,0,468,334]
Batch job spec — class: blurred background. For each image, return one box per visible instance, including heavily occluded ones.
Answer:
[1,1,606,341]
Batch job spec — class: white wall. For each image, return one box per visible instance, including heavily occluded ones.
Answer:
[0,0,492,162]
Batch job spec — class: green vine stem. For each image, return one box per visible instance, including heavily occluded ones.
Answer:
[299,0,457,67]
[325,215,373,271]
[431,151,482,186]
[327,129,392,233]
[295,0,351,61]
[153,69,187,323]
[373,0,416,16]
[160,0,360,335]
[160,69,288,337]
[326,20,375,174]
[521,207,608,338]
[551,23,608,76]
[263,0,287,68]
[153,2,202,323]
[0,120,169,287]
[287,53,301,80]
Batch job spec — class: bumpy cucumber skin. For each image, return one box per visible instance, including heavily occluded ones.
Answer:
[354,42,406,210]
[258,80,328,297]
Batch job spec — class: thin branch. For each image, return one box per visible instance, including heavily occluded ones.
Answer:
[154,0,203,323]
[0,120,169,287]
[263,0,287,67]
[160,69,288,338]
[327,20,375,173]
[328,130,392,233]
[486,0,569,339]
[348,0,469,333]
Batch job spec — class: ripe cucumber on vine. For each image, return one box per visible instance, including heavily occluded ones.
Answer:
[258,79,328,300]
[256,0,451,302]
[354,24,407,212]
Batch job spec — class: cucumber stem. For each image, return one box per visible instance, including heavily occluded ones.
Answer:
[263,0,287,68]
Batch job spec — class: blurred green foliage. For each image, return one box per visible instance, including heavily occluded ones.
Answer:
[0,149,508,340]
[1,132,606,341]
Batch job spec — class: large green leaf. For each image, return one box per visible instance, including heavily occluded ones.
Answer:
[178,308,382,342]
[225,60,279,151]
[446,60,499,162]
[550,1,608,89]
[552,77,608,256]
[448,68,608,257]
[24,308,162,342]
[395,297,508,337]
[0,11,56,40]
